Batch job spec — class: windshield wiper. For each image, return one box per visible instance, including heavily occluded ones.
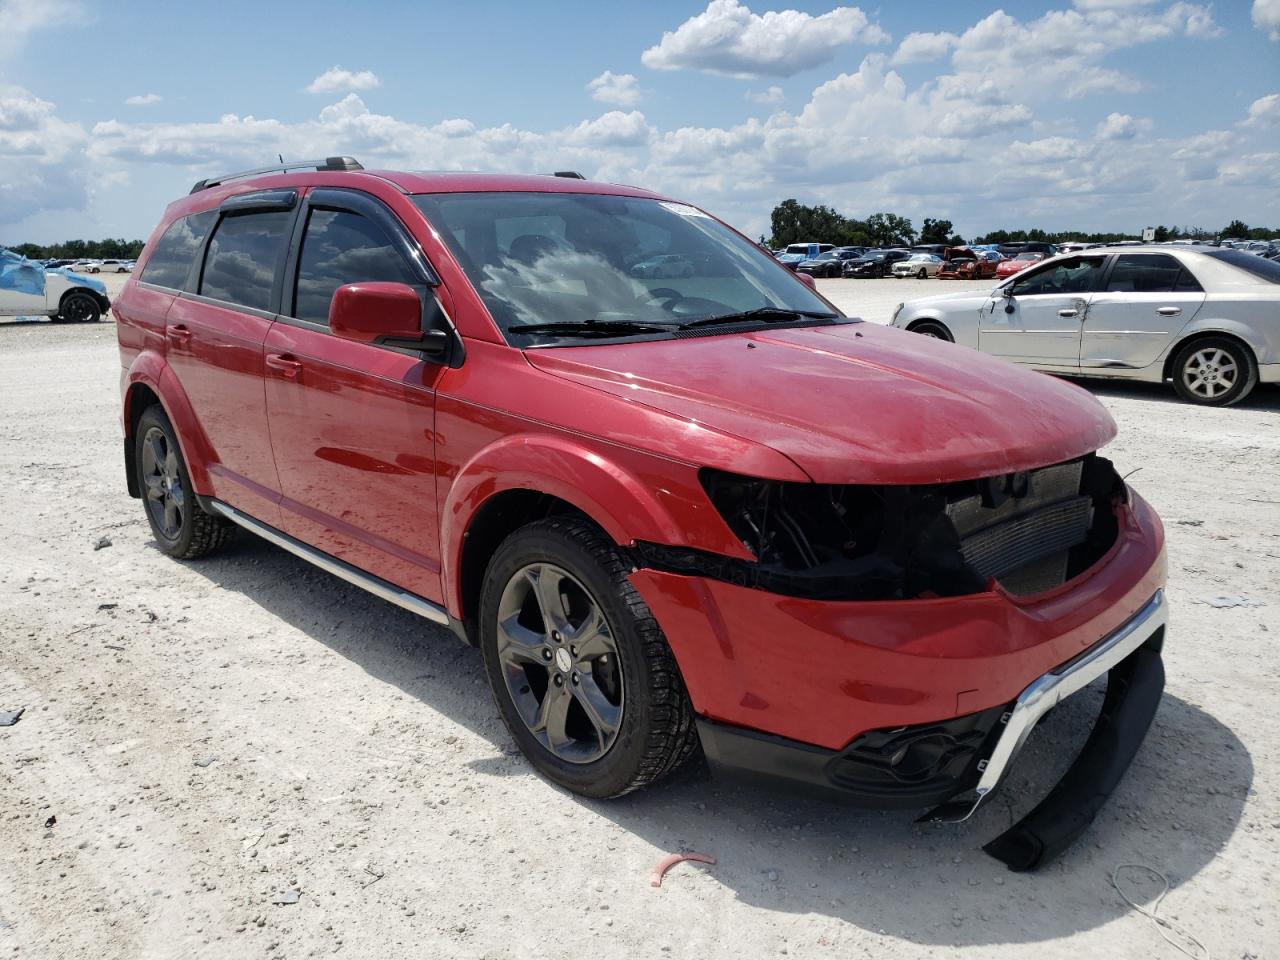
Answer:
[507,319,674,337]
[677,307,839,330]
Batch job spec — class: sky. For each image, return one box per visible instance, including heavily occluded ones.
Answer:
[1,0,1278,245]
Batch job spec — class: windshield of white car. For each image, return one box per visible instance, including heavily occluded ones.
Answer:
[412,192,839,344]
[1203,249,1280,284]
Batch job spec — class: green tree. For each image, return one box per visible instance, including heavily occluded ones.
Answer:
[919,218,954,245]
[1222,219,1249,239]
[864,212,915,247]
[1152,225,1169,242]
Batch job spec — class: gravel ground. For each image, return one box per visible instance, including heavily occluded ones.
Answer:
[1,276,1277,960]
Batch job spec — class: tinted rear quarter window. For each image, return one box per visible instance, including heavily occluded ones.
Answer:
[1204,249,1280,284]
[293,209,419,324]
[139,211,215,290]
[199,211,292,312]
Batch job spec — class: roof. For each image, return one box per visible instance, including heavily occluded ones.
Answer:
[364,170,665,199]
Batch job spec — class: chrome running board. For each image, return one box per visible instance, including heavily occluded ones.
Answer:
[208,500,451,626]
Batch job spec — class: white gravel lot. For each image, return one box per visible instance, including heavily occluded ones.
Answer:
[1,275,1277,960]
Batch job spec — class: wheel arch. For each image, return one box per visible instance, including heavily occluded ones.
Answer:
[1160,326,1260,383]
[905,316,955,342]
[122,356,216,498]
[441,434,692,639]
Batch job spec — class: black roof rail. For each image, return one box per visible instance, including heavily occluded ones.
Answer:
[189,156,363,194]
[541,170,586,180]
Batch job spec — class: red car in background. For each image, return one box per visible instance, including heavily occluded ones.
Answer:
[939,246,1001,280]
[113,158,1168,871]
[997,251,1048,278]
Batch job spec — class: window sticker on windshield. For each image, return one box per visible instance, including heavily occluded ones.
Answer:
[659,202,710,218]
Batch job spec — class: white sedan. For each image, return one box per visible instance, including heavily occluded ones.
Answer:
[892,253,943,278]
[890,245,1280,406]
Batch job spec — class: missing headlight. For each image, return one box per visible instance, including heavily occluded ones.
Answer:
[634,455,1125,602]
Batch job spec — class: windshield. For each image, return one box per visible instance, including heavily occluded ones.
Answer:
[412,192,836,343]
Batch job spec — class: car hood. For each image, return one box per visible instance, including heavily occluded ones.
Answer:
[525,322,1115,485]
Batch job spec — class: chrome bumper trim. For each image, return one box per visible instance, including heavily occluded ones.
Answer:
[931,588,1167,823]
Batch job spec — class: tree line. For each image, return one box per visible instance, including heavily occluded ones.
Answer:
[766,200,1276,248]
[5,238,146,260]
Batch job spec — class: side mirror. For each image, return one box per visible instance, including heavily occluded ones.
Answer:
[795,272,817,290]
[331,281,426,345]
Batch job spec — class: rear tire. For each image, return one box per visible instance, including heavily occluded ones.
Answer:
[909,320,953,342]
[134,405,234,559]
[479,517,700,798]
[917,268,927,279]
[1170,336,1257,406]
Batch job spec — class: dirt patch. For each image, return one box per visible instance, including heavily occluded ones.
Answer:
[1,305,1277,959]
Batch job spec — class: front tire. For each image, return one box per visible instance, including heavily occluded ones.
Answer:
[479,517,699,798]
[909,320,953,342]
[57,291,101,323]
[1170,337,1257,406]
[134,405,234,558]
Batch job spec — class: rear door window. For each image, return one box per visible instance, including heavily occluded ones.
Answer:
[1105,254,1201,293]
[199,211,292,311]
[140,211,215,290]
[292,208,420,325]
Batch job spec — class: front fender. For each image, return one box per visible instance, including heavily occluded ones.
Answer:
[123,351,216,496]
[439,433,748,617]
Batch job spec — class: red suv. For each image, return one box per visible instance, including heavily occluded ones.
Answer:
[116,158,1168,870]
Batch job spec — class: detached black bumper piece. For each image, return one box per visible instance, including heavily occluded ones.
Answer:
[700,589,1168,872]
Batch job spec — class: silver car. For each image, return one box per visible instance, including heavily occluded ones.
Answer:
[890,246,1280,405]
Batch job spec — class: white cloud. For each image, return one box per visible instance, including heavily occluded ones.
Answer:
[564,111,651,147]
[641,0,889,79]
[891,31,956,65]
[0,84,87,225]
[0,0,81,56]
[1095,111,1151,139]
[1245,93,1280,127]
[1254,0,1280,40]
[125,93,163,106]
[587,71,644,107]
[746,85,785,105]
[305,66,381,95]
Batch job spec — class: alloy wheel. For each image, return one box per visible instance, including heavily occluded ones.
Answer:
[495,562,624,764]
[1182,347,1238,400]
[63,295,94,322]
[141,426,184,540]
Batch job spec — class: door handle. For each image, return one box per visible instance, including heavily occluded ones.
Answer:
[1157,306,1182,316]
[265,353,303,378]
[1058,308,1079,318]
[167,324,192,344]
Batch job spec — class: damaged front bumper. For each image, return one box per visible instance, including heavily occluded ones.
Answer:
[696,589,1166,871]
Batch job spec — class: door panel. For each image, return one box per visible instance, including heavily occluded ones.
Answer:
[979,255,1106,366]
[165,295,281,523]
[1080,293,1203,368]
[264,322,446,602]
[978,293,1085,366]
[1081,254,1205,369]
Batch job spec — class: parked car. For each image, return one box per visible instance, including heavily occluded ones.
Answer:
[0,246,111,322]
[115,160,1170,869]
[843,249,911,278]
[630,254,694,279]
[940,247,1000,280]
[910,244,948,258]
[892,245,1280,405]
[776,252,807,271]
[795,248,864,278]
[782,242,834,259]
[892,253,943,278]
[995,251,1047,279]
[97,258,134,273]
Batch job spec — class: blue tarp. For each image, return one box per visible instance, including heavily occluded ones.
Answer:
[0,247,46,297]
